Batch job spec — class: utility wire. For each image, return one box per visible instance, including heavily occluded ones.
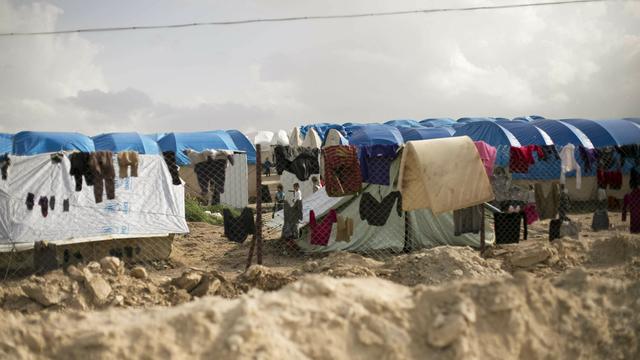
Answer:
[0,0,624,37]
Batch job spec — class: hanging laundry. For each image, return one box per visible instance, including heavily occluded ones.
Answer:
[38,196,48,217]
[616,144,640,163]
[273,146,320,181]
[537,145,560,161]
[335,215,354,242]
[323,145,362,197]
[494,211,527,244]
[523,186,539,225]
[622,188,640,233]
[63,199,70,212]
[117,151,139,178]
[89,151,116,203]
[194,158,229,205]
[359,144,399,186]
[359,191,402,226]
[185,149,235,166]
[26,193,35,210]
[69,152,94,191]
[162,151,182,185]
[559,144,581,189]
[578,146,597,173]
[222,208,256,243]
[282,200,302,240]
[473,141,497,177]
[534,183,559,220]
[630,168,639,189]
[509,145,540,173]
[309,209,338,246]
[0,154,9,180]
[592,189,609,231]
[548,219,562,241]
[596,147,617,170]
[597,169,622,190]
[49,196,55,211]
[453,205,482,236]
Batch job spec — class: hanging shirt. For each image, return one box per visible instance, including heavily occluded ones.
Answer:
[622,188,640,233]
[358,144,399,186]
[222,208,255,243]
[474,141,497,177]
[323,145,362,197]
[309,209,337,246]
[559,144,581,189]
[509,145,541,173]
[273,146,320,181]
[578,146,597,173]
[359,191,402,226]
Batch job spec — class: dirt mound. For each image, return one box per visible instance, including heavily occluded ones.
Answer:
[1,274,638,359]
[235,265,296,292]
[299,251,383,278]
[588,234,640,266]
[383,246,509,286]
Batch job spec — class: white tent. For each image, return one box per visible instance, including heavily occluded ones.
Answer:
[289,127,303,147]
[302,128,322,149]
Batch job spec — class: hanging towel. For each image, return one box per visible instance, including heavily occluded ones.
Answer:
[323,145,362,197]
[309,209,337,246]
[473,141,497,177]
[335,216,354,242]
[559,144,581,189]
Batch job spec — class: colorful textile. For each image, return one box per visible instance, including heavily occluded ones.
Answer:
[358,144,399,186]
[509,145,541,173]
[523,203,539,225]
[474,141,497,177]
[622,188,640,233]
[323,145,362,197]
[309,209,337,246]
[559,144,581,189]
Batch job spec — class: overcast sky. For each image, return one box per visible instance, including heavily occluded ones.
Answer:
[0,0,639,135]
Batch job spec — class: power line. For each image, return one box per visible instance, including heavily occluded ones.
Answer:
[0,0,624,37]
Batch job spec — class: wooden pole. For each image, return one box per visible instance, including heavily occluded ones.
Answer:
[255,144,263,265]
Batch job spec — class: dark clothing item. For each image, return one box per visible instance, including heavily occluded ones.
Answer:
[162,151,182,185]
[494,212,527,244]
[274,146,320,181]
[558,191,570,221]
[26,193,35,210]
[309,210,337,246]
[194,158,228,205]
[38,196,48,217]
[282,200,302,239]
[549,219,562,241]
[596,147,617,170]
[359,191,402,226]
[0,154,10,180]
[630,168,639,190]
[50,153,64,164]
[591,209,609,231]
[359,144,399,186]
[69,152,94,191]
[538,145,560,161]
[617,144,640,163]
[63,199,70,212]
[622,188,640,233]
[117,151,139,178]
[260,185,272,203]
[49,196,55,210]
[597,170,622,190]
[223,208,255,243]
[34,241,57,274]
[534,183,559,220]
[578,146,598,173]
[89,151,116,203]
[323,145,362,197]
[453,205,482,236]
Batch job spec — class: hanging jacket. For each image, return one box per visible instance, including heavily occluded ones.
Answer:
[359,191,402,226]
[89,151,116,203]
[509,145,541,173]
[323,145,362,197]
[559,144,581,189]
[223,208,256,243]
[274,146,320,181]
[622,188,640,233]
[309,209,337,246]
[162,151,182,185]
[358,144,399,186]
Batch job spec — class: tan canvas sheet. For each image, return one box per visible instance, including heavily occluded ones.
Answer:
[398,136,494,214]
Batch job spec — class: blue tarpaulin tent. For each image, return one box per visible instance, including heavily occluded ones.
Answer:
[348,124,404,146]
[495,120,554,146]
[226,130,256,164]
[399,127,452,142]
[457,117,496,125]
[157,131,238,166]
[93,132,161,154]
[622,118,640,127]
[145,133,166,141]
[532,120,594,148]
[560,119,640,148]
[384,119,422,128]
[453,121,521,147]
[300,123,346,141]
[0,133,12,154]
[13,131,95,155]
[419,118,457,128]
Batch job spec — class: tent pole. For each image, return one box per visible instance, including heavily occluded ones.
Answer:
[256,144,263,265]
[480,205,486,251]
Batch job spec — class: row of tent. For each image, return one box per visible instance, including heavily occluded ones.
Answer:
[1,117,639,167]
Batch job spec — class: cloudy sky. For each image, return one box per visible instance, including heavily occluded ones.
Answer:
[0,0,639,135]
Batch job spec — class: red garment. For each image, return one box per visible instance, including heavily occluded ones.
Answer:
[474,141,497,177]
[597,170,623,189]
[323,145,362,197]
[523,204,539,225]
[309,209,337,245]
[622,188,640,233]
[509,145,540,173]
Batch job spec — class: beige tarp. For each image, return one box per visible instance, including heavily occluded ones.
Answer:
[398,136,494,213]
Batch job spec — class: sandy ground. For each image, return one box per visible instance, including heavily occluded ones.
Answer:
[1,212,639,359]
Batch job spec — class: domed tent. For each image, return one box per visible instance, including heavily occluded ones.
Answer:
[289,127,304,147]
[622,118,640,127]
[13,131,95,155]
[226,130,256,164]
[272,130,290,146]
[93,132,161,154]
[457,117,496,125]
[532,120,593,148]
[322,128,349,147]
[384,119,422,128]
[561,119,640,148]
[494,120,554,146]
[301,128,322,149]
[300,123,345,141]
[453,121,521,148]
[145,133,166,142]
[399,127,452,142]
[158,131,247,208]
[348,124,404,146]
[419,118,457,128]
[0,133,12,154]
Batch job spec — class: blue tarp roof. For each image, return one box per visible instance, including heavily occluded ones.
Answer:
[399,127,452,142]
[419,118,457,128]
[384,119,422,128]
[157,131,238,165]
[622,118,640,127]
[495,120,553,146]
[0,133,12,154]
[453,121,521,147]
[145,133,166,141]
[13,131,95,155]
[226,130,256,164]
[92,132,160,154]
[532,120,594,148]
[348,124,404,146]
[560,119,640,147]
[457,117,496,124]
[300,123,346,141]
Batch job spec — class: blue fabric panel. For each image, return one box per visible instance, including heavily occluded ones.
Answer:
[623,118,640,126]
[560,119,640,147]
[13,131,95,155]
[384,119,422,128]
[495,121,553,146]
[93,132,160,154]
[532,120,593,148]
[226,129,256,164]
[157,131,238,166]
[0,133,13,154]
[419,118,456,128]
[453,121,520,147]
[300,123,346,141]
[457,117,496,124]
[145,133,166,141]
[348,124,404,146]
[399,127,452,142]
